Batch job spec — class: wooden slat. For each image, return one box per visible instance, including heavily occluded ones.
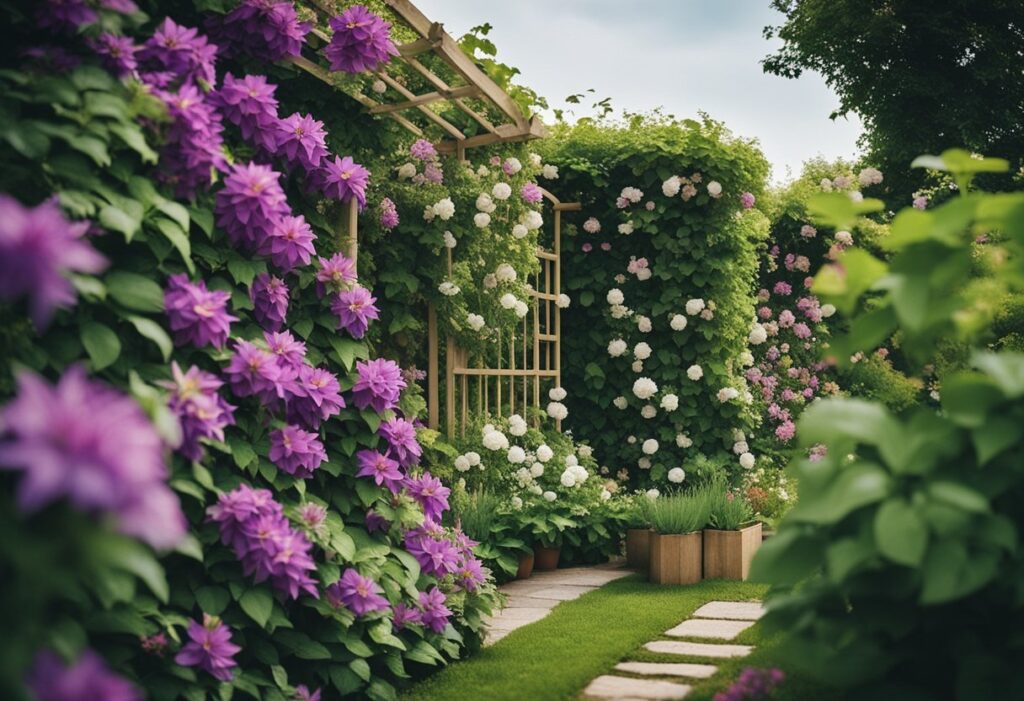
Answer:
[536,250,558,261]
[427,304,439,429]
[435,115,547,153]
[404,57,499,135]
[453,368,560,378]
[374,71,466,140]
[368,84,479,114]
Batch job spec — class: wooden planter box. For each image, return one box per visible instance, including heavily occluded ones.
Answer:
[625,528,652,570]
[649,532,702,585]
[703,523,763,580]
[533,545,561,571]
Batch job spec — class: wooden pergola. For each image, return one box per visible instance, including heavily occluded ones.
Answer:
[293,0,548,160]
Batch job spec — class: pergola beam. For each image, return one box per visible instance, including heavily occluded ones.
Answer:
[368,84,480,115]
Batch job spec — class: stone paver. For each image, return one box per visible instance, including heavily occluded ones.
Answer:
[584,675,691,700]
[664,618,754,640]
[503,594,562,610]
[644,640,754,659]
[692,601,764,621]
[614,662,718,679]
[526,584,598,601]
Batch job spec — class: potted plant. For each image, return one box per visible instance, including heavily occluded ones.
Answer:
[521,503,576,571]
[624,492,653,570]
[703,486,761,580]
[516,548,535,579]
[648,487,712,585]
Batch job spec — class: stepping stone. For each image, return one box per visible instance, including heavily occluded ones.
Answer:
[692,601,764,621]
[541,570,631,587]
[524,584,597,601]
[584,675,690,700]
[615,662,718,679]
[493,606,552,622]
[665,619,754,640]
[644,641,753,659]
[503,594,562,610]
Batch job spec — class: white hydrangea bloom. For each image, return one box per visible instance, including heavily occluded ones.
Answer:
[627,435,637,444]
[635,268,652,281]
[397,162,416,179]
[482,430,509,451]
[423,205,436,222]
[508,414,527,436]
[613,396,628,410]
[507,446,526,464]
[633,342,652,360]
[641,404,657,419]
[443,230,457,249]
[492,182,512,200]
[821,304,837,318]
[505,157,523,174]
[483,273,497,289]
[433,197,455,220]
[642,438,659,455]
[858,167,883,186]
[475,192,495,213]
[549,386,567,401]
[542,164,559,179]
[523,210,543,230]
[438,281,460,296]
[547,401,568,420]
[662,176,681,197]
[557,293,571,308]
[646,488,660,500]
[717,387,740,402]
[474,212,491,229]
[668,467,686,483]
[536,444,553,463]
[631,360,644,373]
[495,264,517,283]
[529,153,542,167]
[578,445,593,459]
[707,180,723,197]
[733,440,749,455]
[372,79,387,94]
[530,462,544,478]
[687,365,704,381]
[514,300,529,318]
[676,433,693,448]
[600,489,611,501]
[670,314,688,331]
[610,304,631,320]
[633,377,658,400]
[660,393,679,411]
[740,452,756,470]
[499,293,517,310]
[477,165,490,177]
[618,222,634,235]
[637,315,652,333]
[835,230,854,246]
[638,457,652,470]
[543,490,557,502]
[749,324,768,345]
[454,455,471,472]
[512,223,529,239]
[607,339,628,357]
[739,350,755,366]
[511,495,523,509]
[466,451,481,466]
[466,313,485,331]
[685,298,706,315]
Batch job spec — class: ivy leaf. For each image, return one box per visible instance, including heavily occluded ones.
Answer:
[80,321,121,370]
[239,587,274,628]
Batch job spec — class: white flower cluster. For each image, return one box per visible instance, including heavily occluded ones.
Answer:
[454,451,482,472]
[858,167,883,187]
[618,222,635,235]
[492,182,512,200]
[536,444,553,462]
[606,289,624,305]
[620,186,644,203]
[508,413,528,436]
[522,210,543,231]
[668,467,686,483]
[613,396,628,409]
[717,387,740,402]
[641,404,657,419]
[507,446,526,464]
[482,426,509,451]
[607,338,628,357]
[557,293,571,309]
[547,401,568,420]
[660,393,679,411]
[549,386,567,401]
[443,230,457,249]
[560,458,589,488]
[432,197,455,221]
[670,314,688,331]
[398,162,416,179]
[512,224,528,239]
[662,176,681,197]
[633,342,652,361]
[476,193,496,213]
[542,164,559,180]
[637,315,652,333]
[687,364,703,381]
[748,323,768,345]
[438,281,460,296]
[633,377,658,400]
[466,313,485,331]
[675,433,693,448]
[495,264,517,283]
[504,157,523,174]
[707,181,723,198]
[685,298,705,315]
[641,438,659,455]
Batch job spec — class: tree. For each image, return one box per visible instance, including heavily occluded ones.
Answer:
[763,0,1024,204]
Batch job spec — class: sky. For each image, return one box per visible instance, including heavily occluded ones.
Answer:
[413,0,863,182]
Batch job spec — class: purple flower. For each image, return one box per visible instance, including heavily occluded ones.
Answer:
[379,197,399,230]
[0,367,186,549]
[410,139,437,161]
[214,73,280,151]
[775,420,796,442]
[211,0,312,61]
[154,86,227,197]
[140,633,169,656]
[27,649,141,701]
[773,281,792,296]
[316,253,357,297]
[418,587,452,633]
[164,274,236,349]
[792,322,812,340]
[713,667,785,701]
[138,18,217,88]
[297,503,328,537]
[270,425,327,479]
[351,358,405,413]
[406,530,460,577]
[392,602,423,631]
[250,273,290,332]
[20,46,81,72]
[405,472,450,521]
[100,0,139,11]
[159,362,236,462]
[325,5,399,74]
[37,0,97,34]
[913,195,929,210]
[223,340,288,404]
[286,365,345,429]
[0,196,106,329]
[456,555,486,592]
[274,113,329,172]
[740,192,756,209]
[88,33,139,76]
[262,215,317,273]
[215,162,290,251]
[265,330,307,367]
[379,417,421,467]
[521,183,543,204]
[366,510,389,533]
[356,449,404,493]
[175,615,241,682]
[313,155,370,208]
[331,286,379,339]
[293,685,322,701]
[326,568,389,616]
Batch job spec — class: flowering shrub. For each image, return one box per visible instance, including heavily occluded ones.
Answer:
[538,115,770,487]
[0,4,502,699]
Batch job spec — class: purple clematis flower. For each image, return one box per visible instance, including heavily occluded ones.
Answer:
[404,472,450,521]
[274,112,329,172]
[392,602,423,631]
[138,18,217,88]
[160,362,235,462]
[378,197,399,230]
[286,365,344,429]
[37,0,98,34]
[418,587,452,633]
[325,5,399,74]
[215,161,290,251]
[312,155,370,208]
[265,330,307,367]
[326,568,389,616]
[356,449,404,493]
[379,417,421,467]
[153,85,227,197]
[269,425,327,479]
[262,214,317,273]
[315,253,357,297]
[351,358,405,414]
[164,273,237,349]
[223,340,290,405]
[210,0,311,61]
[331,285,379,339]
[214,73,279,151]
[27,649,141,701]
[250,273,290,332]
[88,33,139,76]
[175,615,241,682]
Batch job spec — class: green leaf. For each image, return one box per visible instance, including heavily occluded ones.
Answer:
[156,201,191,233]
[807,192,885,230]
[927,482,989,513]
[106,271,165,312]
[790,462,891,524]
[812,249,888,315]
[941,373,1004,428]
[66,133,111,166]
[874,499,929,566]
[195,586,231,615]
[100,536,170,602]
[239,588,274,627]
[126,315,173,361]
[109,122,158,164]
[153,218,195,274]
[971,416,1020,465]
[797,398,898,450]
[100,204,143,241]
[972,351,1024,398]
[349,658,371,682]
[80,321,122,370]
[749,529,826,586]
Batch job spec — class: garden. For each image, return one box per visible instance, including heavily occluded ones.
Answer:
[1,1,1022,700]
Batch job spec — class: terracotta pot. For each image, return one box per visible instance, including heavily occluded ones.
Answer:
[649,532,702,585]
[703,523,763,581]
[625,528,652,570]
[516,551,535,580]
[533,545,561,571]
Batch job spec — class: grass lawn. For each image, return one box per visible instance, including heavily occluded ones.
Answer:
[401,574,843,701]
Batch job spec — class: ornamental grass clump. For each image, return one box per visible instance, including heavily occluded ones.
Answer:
[709,484,755,530]
[648,485,714,535]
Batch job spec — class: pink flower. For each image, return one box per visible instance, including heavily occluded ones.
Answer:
[740,192,756,209]
[600,242,611,251]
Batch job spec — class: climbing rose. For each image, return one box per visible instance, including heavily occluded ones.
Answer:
[316,253,357,297]
[26,649,141,701]
[263,215,317,273]
[418,587,452,633]
[270,425,327,478]
[313,155,370,208]
[213,73,280,151]
[351,358,406,413]
[325,5,399,74]
[215,162,290,251]
[0,366,186,549]
[250,273,290,332]
[164,274,237,349]
[327,568,390,616]
[175,615,241,682]
[405,472,450,521]
[273,113,329,172]
[331,286,379,339]
[379,417,422,467]
[210,0,311,61]
[160,362,235,462]
[356,449,404,493]
[0,196,107,329]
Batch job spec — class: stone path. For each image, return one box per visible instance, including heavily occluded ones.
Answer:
[582,599,764,700]
[483,560,632,645]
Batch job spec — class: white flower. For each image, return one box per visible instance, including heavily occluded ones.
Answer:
[482,430,509,451]
[637,315,652,333]
[633,342,652,360]
[530,462,545,477]
[660,393,679,411]
[606,289,624,306]
[633,377,658,400]
[858,167,883,186]
[423,206,436,222]
[733,440,749,455]
[733,429,746,442]
[707,180,723,198]
[529,153,542,167]
[686,365,703,381]
[610,304,630,320]
[717,387,740,402]
[849,190,864,203]
[670,314,688,331]
[433,197,455,220]
[607,338,628,357]
[438,281,460,296]
[646,488,660,500]
[542,164,559,179]
[821,303,836,318]
[543,490,557,502]
[662,176,681,197]
[600,489,611,501]
[532,442,552,464]
[442,230,457,249]
[454,455,471,472]
[477,165,490,177]
[474,212,491,229]
[492,182,512,200]
[547,401,568,420]
[475,192,495,213]
[642,438,659,455]
[583,218,601,234]
[511,496,523,509]
[627,435,637,444]
[529,484,542,495]
[507,446,526,464]
[466,313,485,331]
[631,360,644,373]
[495,264,517,283]
[482,273,497,289]
[740,452,756,470]
[739,350,754,367]
[559,470,577,488]
[578,445,593,459]
[635,268,652,281]
[685,298,705,315]
[613,396,628,410]
[508,414,528,436]
[499,293,517,310]
[549,386,567,401]
[835,230,854,246]
[618,222,634,235]
[523,210,544,231]
[466,451,481,466]
[557,293,571,308]
[676,433,693,448]
[668,467,686,483]
[638,457,651,469]
[820,178,833,191]
[641,404,657,419]
[397,162,416,179]
[621,186,644,203]
[372,79,387,94]
[748,324,768,345]
[514,301,529,318]
[512,223,529,239]
[504,157,523,174]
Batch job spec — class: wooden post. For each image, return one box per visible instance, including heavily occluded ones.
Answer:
[553,209,562,431]
[346,198,359,274]
[427,304,439,429]
[445,337,455,437]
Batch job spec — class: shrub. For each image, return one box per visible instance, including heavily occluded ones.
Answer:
[648,486,714,535]
[709,487,755,531]
[839,353,922,412]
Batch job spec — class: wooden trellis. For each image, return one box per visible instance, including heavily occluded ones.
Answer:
[427,189,581,437]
